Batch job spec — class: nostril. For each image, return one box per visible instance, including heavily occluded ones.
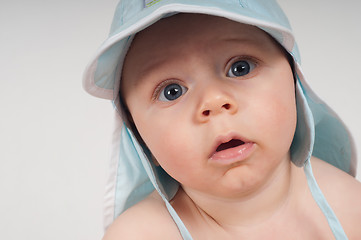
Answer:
[203,110,210,116]
[223,103,231,110]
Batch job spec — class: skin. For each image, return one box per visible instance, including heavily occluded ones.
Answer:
[122,14,296,199]
[103,14,361,240]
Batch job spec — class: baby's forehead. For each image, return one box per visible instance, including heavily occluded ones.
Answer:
[126,14,279,65]
[121,14,288,91]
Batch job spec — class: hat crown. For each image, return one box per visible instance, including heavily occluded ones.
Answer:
[109,0,292,38]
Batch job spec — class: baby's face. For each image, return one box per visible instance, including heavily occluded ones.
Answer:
[122,14,297,198]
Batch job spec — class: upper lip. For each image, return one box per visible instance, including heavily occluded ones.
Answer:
[209,132,251,158]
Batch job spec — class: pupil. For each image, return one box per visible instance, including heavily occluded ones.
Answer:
[164,84,182,100]
[232,61,250,76]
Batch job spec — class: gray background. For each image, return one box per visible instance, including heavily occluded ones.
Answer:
[1,0,360,239]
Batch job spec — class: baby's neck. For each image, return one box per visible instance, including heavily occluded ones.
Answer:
[178,159,298,231]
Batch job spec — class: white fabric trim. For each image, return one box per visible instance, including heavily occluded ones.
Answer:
[103,111,122,230]
[83,56,114,100]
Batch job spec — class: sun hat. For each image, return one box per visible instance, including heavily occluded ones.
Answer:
[83,0,296,100]
[82,0,357,237]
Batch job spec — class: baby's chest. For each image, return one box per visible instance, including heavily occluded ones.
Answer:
[186,210,334,240]
[188,224,333,240]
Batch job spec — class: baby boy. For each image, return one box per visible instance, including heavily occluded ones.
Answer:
[83,1,361,239]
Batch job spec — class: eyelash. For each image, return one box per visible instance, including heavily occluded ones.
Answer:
[225,56,259,77]
[152,79,186,101]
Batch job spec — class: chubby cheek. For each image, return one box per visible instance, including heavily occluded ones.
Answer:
[254,86,297,158]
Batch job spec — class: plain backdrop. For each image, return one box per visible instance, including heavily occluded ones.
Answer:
[1,0,360,239]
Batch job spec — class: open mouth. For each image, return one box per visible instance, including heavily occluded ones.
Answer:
[216,139,245,152]
[210,134,254,164]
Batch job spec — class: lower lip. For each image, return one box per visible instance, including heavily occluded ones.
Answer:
[209,142,255,165]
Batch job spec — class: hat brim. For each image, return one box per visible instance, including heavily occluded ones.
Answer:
[83,1,295,100]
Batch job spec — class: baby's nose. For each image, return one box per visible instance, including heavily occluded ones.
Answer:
[196,91,238,123]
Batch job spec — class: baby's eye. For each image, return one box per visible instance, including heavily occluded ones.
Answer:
[227,60,256,78]
[158,83,188,101]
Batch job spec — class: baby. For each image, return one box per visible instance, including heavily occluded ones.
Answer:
[83,0,361,239]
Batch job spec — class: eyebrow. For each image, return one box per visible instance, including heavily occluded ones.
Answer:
[222,36,268,48]
[131,57,169,87]
[139,57,168,76]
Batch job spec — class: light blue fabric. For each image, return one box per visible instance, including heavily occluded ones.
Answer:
[113,125,155,216]
[305,88,352,174]
[83,0,357,238]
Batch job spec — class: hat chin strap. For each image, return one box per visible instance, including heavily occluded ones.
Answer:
[303,160,348,239]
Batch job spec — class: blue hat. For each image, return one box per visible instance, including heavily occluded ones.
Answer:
[83,0,357,232]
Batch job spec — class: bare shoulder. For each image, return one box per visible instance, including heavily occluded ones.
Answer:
[102,191,182,240]
[311,156,361,239]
